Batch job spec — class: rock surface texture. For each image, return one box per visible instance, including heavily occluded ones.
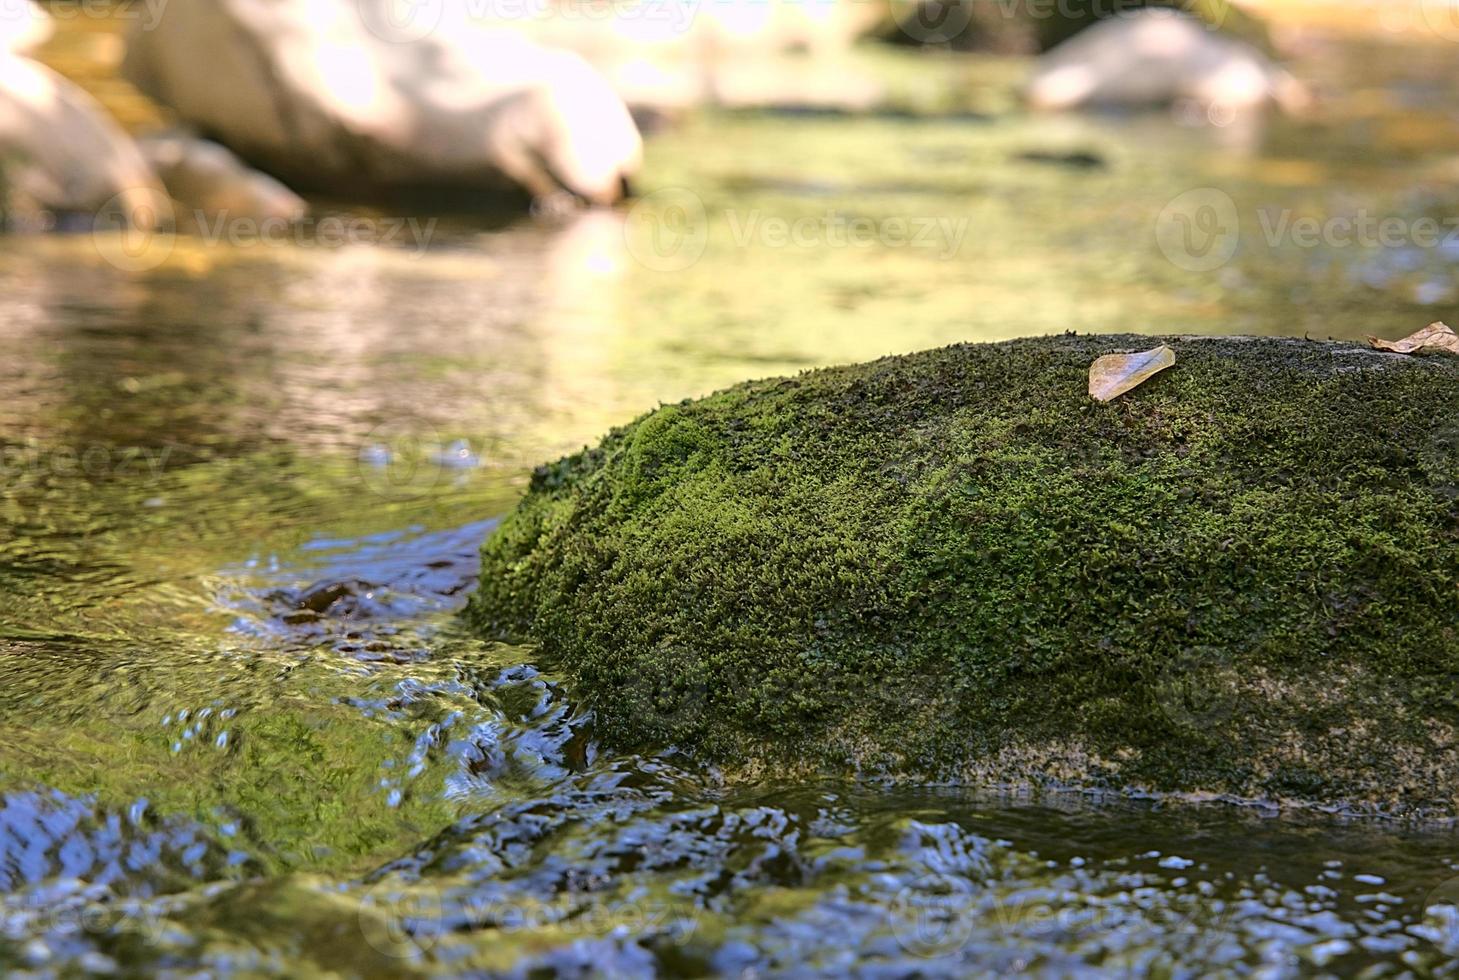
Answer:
[471,335,1459,817]
[139,133,307,223]
[123,0,642,205]
[0,52,165,227]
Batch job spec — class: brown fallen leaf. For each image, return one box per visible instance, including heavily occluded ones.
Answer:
[1088,344,1176,402]
[1367,321,1459,356]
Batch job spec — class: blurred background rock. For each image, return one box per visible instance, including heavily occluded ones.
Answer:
[0,0,1329,229]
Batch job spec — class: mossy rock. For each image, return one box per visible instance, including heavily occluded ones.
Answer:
[468,336,1459,815]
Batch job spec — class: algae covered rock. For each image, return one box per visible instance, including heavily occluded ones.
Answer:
[469,336,1459,814]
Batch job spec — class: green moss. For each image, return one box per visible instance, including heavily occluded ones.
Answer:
[468,336,1459,814]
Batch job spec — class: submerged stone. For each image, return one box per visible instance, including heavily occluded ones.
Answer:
[468,335,1459,816]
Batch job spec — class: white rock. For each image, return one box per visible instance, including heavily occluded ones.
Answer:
[1026,10,1309,115]
[0,53,165,227]
[123,0,641,206]
[0,1,51,56]
[140,133,307,223]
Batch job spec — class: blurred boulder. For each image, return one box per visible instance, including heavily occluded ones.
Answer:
[0,53,165,229]
[1025,9,1309,114]
[123,0,641,207]
[0,1,50,56]
[140,133,307,224]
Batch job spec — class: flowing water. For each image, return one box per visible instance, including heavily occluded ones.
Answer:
[7,20,1459,977]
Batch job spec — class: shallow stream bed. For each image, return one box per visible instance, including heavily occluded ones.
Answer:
[5,26,1459,976]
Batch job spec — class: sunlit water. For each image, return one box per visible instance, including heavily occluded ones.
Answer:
[6,25,1459,977]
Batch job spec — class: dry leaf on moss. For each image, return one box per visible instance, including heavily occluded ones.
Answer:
[1367,321,1459,355]
[1088,344,1176,402]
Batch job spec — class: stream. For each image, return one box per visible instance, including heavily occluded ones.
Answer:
[5,22,1459,977]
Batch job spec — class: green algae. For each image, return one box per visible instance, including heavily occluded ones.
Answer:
[469,335,1459,813]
